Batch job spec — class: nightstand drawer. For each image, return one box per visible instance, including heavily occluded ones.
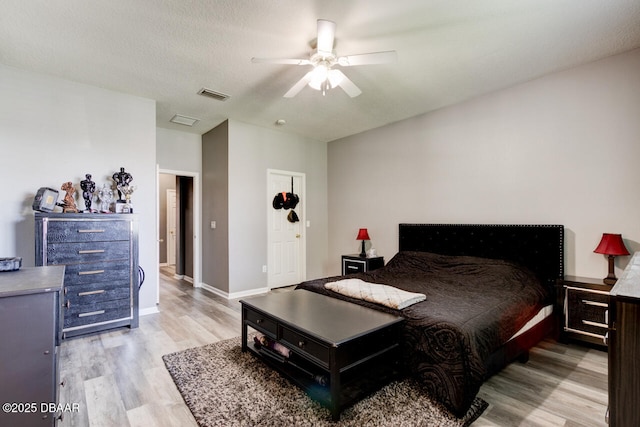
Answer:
[341,255,384,275]
[281,326,330,366]
[566,288,609,336]
[343,259,366,274]
[46,220,131,243]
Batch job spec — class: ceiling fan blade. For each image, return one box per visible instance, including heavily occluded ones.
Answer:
[316,19,336,54]
[337,50,397,66]
[332,70,362,97]
[251,57,311,65]
[283,72,313,98]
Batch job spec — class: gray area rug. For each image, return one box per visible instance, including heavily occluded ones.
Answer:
[162,336,487,427]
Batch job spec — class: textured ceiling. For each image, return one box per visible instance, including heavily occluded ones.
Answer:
[2,0,640,142]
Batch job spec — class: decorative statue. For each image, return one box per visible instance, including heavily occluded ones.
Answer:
[112,167,133,201]
[80,174,96,212]
[60,182,78,213]
[97,184,114,213]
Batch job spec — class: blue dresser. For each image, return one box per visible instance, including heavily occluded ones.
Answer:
[35,213,139,338]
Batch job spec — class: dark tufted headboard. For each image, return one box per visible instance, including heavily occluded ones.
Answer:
[398,224,564,289]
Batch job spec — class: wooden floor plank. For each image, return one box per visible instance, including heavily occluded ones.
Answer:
[57,267,609,426]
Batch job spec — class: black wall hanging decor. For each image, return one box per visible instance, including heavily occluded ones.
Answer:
[272,177,299,210]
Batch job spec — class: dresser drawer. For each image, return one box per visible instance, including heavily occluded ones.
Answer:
[45,220,131,243]
[566,288,609,336]
[244,308,277,336]
[281,326,330,366]
[46,241,130,264]
[64,299,131,329]
[62,261,130,286]
[65,282,131,306]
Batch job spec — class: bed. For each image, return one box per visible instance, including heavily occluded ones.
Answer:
[296,223,564,416]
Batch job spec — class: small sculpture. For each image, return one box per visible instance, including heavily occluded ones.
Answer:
[80,174,96,212]
[112,167,133,201]
[97,184,114,213]
[117,184,136,213]
[60,182,78,213]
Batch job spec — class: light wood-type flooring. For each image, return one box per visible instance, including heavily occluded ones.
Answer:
[58,267,608,426]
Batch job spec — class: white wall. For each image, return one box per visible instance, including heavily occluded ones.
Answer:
[328,48,640,279]
[0,63,158,314]
[156,127,202,172]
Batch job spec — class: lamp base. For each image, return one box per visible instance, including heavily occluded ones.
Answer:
[359,240,366,258]
[604,255,617,285]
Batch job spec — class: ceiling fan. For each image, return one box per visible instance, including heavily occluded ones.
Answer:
[252,19,397,98]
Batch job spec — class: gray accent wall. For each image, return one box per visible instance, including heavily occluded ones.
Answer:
[202,119,328,296]
[327,48,640,279]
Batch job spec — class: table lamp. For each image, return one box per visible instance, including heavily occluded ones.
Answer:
[594,233,630,285]
[356,228,370,258]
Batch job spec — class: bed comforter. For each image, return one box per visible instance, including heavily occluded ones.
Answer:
[296,251,549,416]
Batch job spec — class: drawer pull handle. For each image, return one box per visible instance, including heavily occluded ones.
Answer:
[64,287,68,295]
[78,270,105,275]
[78,249,105,254]
[298,341,306,348]
[582,300,608,308]
[65,300,71,309]
[256,319,263,324]
[78,289,105,296]
[78,229,105,233]
[604,332,609,346]
[347,266,359,270]
[78,310,106,318]
[582,320,607,329]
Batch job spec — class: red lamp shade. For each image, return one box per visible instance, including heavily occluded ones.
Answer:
[594,233,629,285]
[594,233,630,256]
[356,228,370,257]
[356,228,370,241]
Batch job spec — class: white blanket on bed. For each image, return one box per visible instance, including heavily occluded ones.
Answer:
[324,278,426,310]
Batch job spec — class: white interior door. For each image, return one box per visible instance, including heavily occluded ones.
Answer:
[267,170,305,289]
[166,189,176,266]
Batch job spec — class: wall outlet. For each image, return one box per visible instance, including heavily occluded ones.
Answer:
[210,220,216,229]
[262,265,267,273]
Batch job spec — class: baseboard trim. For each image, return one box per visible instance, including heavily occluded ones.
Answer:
[199,282,270,300]
[139,306,160,316]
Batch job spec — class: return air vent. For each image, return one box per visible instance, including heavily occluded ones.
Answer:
[197,87,230,101]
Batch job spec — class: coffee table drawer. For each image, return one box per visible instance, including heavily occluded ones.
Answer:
[244,308,277,336]
[281,326,329,365]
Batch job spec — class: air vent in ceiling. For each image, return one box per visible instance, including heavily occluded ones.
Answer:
[197,87,230,101]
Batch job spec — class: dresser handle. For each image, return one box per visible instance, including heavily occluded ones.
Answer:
[78,289,105,296]
[78,269,105,275]
[64,287,68,295]
[65,300,71,309]
[78,249,105,254]
[78,310,105,318]
[582,320,607,329]
[582,300,608,308]
[298,341,306,348]
[78,229,105,233]
[604,332,608,346]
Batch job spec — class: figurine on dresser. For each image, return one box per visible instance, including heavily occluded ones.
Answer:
[97,184,114,213]
[112,167,133,202]
[60,181,78,213]
[80,174,96,212]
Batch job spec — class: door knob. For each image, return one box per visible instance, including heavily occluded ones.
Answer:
[296,234,301,238]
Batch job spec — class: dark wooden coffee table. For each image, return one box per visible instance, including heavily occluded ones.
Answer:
[240,289,404,421]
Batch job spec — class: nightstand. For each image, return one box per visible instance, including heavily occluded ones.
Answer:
[341,254,384,275]
[560,276,611,349]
